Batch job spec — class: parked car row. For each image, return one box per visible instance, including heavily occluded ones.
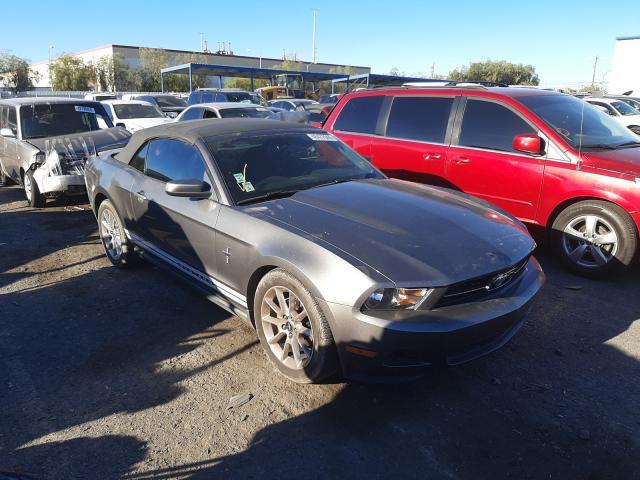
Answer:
[3,83,640,383]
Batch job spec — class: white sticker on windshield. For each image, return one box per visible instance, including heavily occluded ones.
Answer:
[233,173,245,183]
[75,106,96,114]
[244,181,255,192]
[307,133,338,141]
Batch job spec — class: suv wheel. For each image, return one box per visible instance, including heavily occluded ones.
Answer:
[254,268,338,383]
[24,170,45,208]
[97,199,139,268]
[551,200,637,277]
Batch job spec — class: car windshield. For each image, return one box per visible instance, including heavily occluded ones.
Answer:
[219,108,272,119]
[19,103,113,139]
[611,100,639,116]
[249,93,268,107]
[620,98,640,110]
[519,94,638,149]
[154,95,187,108]
[225,92,252,103]
[207,131,384,205]
[113,103,164,119]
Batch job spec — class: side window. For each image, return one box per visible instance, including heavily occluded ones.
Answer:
[129,142,149,172]
[458,99,536,153]
[203,109,218,119]
[333,96,384,134]
[590,101,616,116]
[201,92,214,103]
[8,107,17,134]
[180,107,204,122]
[214,93,227,102]
[145,139,208,184]
[386,97,453,143]
[0,106,6,129]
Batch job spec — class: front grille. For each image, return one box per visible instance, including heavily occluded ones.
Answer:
[61,153,87,175]
[435,256,530,308]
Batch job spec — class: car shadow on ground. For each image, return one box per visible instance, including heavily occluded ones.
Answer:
[1,186,639,479]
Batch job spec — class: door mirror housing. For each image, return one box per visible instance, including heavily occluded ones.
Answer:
[512,134,544,156]
[0,128,15,138]
[165,180,211,199]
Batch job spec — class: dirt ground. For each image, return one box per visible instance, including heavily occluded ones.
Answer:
[0,184,638,480]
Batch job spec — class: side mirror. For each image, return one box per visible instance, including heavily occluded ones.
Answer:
[0,128,15,138]
[512,134,544,156]
[116,122,126,128]
[165,179,211,199]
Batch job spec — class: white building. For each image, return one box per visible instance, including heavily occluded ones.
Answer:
[609,36,640,95]
[30,44,370,91]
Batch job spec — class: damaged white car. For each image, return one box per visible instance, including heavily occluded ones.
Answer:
[0,98,131,207]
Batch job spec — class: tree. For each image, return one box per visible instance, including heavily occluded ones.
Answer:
[273,59,305,72]
[448,60,539,85]
[138,48,168,92]
[329,65,355,76]
[50,55,92,90]
[0,52,39,92]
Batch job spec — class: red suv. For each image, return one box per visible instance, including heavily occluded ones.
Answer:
[323,86,640,277]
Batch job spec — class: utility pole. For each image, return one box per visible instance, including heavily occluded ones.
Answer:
[591,55,599,87]
[431,62,435,78]
[199,33,205,52]
[48,45,54,89]
[312,9,318,64]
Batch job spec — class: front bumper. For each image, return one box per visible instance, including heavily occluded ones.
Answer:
[40,174,86,196]
[324,257,545,382]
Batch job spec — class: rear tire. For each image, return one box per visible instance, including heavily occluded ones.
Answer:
[24,170,45,208]
[550,200,637,277]
[254,268,338,383]
[97,199,139,268]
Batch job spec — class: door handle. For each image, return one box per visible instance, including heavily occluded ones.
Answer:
[134,190,147,201]
[456,157,472,165]
[423,153,442,160]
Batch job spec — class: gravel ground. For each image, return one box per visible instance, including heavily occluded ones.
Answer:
[0,185,639,480]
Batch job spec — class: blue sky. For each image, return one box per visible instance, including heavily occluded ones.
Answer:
[1,0,638,86]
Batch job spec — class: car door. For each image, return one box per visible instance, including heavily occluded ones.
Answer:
[2,106,21,182]
[129,138,220,275]
[368,95,457,186]
[447,97,545,223]
[328,95,387,160]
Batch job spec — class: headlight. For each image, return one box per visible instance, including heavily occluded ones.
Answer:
[362,287,434,310]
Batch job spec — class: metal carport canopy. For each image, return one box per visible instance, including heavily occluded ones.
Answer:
[331,73,449,92]
[160,63,347,92]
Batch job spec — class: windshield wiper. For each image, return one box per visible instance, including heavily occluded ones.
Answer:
[312,178,353,189]
[614,141,640,148]
[236,190,298,205]
[580,144,617,150]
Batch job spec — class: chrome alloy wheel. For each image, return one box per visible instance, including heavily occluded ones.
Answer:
[24,173,32,202]
[260,286,314,370]
[100,208,123,261]
[562,214,619,268]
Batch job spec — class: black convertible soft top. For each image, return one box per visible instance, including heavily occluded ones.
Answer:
[115,119,315,163]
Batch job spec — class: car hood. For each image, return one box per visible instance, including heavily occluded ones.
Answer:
[124,118,173,131]
[582,147,640,176]
[250,179,535,286]
[26,127,131,156]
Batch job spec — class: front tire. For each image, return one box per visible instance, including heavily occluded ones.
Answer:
[551,200,637,277]
[97,199,139,268]
[24,169,45,208]
[254,268,338,383]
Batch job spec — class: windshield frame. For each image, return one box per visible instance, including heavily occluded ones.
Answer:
[206,129,385,206]
[18,102,114,139]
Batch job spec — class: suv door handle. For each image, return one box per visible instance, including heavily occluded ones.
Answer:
[134,190,147,201]
[423,153,442,160]
[456,157,472,165]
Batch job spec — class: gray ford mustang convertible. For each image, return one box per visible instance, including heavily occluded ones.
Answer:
[85,119,544,383]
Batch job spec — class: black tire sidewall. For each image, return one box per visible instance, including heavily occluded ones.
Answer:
[25,170,45,208]
[551,201,637,277]
[254,269,338,383]
[97,199,137,268]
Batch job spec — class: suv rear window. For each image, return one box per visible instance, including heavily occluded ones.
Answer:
[333,96,384,134]
[459,99,535,153]
[386,97,453,143]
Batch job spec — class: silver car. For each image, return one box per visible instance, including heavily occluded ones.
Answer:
[0,97,130,207]
[85,119,544,383]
